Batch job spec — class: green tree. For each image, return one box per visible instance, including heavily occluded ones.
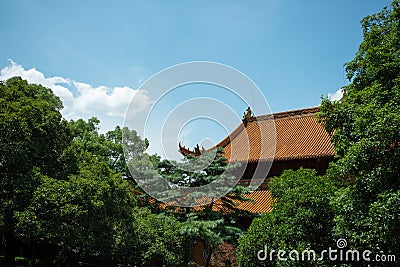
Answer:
[0,77,70,263]
[318,0,400,257]
[14,117,188,265]
[68,118,147,180]
[237,169,336,267]
[0,77,188,265]
[121,208,189,266]
[16,164,189,266]
[15,162,135,264]
[157,148,252,267]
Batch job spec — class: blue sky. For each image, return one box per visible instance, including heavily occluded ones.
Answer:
[0,0,392,159]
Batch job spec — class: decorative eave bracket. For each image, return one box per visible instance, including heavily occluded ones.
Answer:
[178,142,205,157]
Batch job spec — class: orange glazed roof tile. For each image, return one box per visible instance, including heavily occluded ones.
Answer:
[148,190,275,214]
[180,106,335,162]
[202,190,275,214]
[229,190,275,213]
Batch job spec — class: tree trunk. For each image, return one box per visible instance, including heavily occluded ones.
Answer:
[4,227,16,265]
[205,248,212,267]
[3,176,17,265]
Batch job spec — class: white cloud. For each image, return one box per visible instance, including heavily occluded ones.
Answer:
[72,82,150,117]
[1,60,75,108]
[0,60,152,131]
[328,88,343,101]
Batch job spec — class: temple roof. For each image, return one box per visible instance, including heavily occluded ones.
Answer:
[144,190,275,214]
[196,189,275,214]
[224,190,274,213]
[179,106,335,162]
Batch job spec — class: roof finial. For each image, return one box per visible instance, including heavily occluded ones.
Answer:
[194,144,201,155]
[242,106,253,126]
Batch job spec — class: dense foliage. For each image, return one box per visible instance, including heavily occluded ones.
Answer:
[237,169,336,267]
[238,1,400,266]
[0,77,71,263]
[0,77,194,266]
[133,148,253,266]
[319,0,400,258]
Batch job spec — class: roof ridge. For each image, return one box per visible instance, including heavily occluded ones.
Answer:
[178,106,326,157]
[255,106,320,121]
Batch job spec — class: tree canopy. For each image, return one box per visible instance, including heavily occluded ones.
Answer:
[0,77,70,263]
[319,0,400,257]
[132,148,252,267]
[238,1,400,266]
[237,169,336,267]
[0,77,196,266]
